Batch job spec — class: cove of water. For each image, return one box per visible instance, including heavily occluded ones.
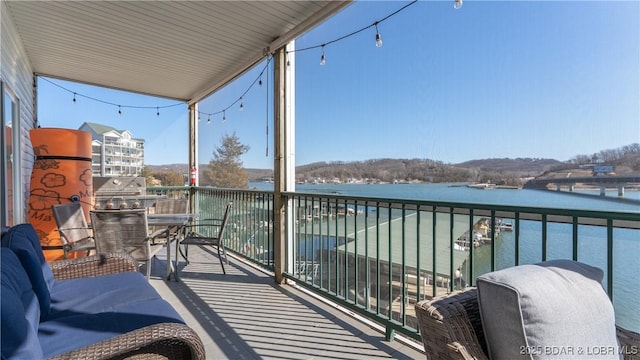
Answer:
[250,182,639,331]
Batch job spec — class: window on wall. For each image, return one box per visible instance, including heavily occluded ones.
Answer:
[1,82,20,227]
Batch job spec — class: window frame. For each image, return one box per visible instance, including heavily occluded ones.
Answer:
[1,81,21,227]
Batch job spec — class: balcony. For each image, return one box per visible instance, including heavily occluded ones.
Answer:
[3,2,639,357]
[148,186,640,346]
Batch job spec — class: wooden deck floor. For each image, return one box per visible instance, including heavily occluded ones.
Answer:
[148,246,426,359]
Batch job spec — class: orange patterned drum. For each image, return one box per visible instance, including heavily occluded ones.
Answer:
[28,128,93,261]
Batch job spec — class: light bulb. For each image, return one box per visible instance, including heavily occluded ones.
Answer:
[156,107,160,117]
[320,51,326,66]
[207,116,210,124]
[454,0,463,9]
[118,106,122,116]
[239,101,244,111]
[375,24,383,48]
[222,111,226,122]
[72,93,77,104]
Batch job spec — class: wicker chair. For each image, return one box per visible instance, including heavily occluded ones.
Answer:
[415,287,640,360]
[48,253,206,360]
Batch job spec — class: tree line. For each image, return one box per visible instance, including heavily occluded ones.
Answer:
[143,140,640,188]
[567,143,640,167]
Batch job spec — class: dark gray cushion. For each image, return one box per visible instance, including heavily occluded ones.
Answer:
[1,248,44,359]
[1,223,55,319]
[476,260,620,360]
[47,271,165,320]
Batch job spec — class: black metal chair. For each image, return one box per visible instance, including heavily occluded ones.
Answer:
[51,203,96,259]
[179,202,233,275]
[149,198,189,243]
[90,209,165,279]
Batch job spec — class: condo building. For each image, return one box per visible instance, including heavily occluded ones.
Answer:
[79,122,145,176]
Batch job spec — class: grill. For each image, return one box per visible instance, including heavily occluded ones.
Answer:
[93,176,165,209]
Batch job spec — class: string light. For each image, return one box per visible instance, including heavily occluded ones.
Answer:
[375,23,383,48]
[44,1,429,123]
[320,45,326,66]
[197,57,271,123]
[289,1,418,62]
[454,0,463,9]
[40,77,184,116]
[195,1,423,124]
[189,1,421,122]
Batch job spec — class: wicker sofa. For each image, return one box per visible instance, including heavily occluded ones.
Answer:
[415,281,640,360]
[1,223,205,360]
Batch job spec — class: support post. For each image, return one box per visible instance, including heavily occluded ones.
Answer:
[273,42,296,284]
[188,103,198,213]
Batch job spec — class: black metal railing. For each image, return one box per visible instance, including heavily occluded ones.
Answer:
[147,186,640,341]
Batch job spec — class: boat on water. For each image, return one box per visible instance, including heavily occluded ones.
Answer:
[467,183,496,190]
[497,219,513,231]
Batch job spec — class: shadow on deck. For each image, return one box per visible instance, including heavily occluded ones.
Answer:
[147,246,426,359]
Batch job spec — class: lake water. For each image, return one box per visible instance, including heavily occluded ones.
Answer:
[252,181,640,210]
[250,182,640,331]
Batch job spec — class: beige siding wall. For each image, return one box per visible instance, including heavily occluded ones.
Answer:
[2,1,36,223]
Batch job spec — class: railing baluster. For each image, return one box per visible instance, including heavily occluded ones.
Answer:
[490,210,496,271]
[401,203,407,325]
[432,206,437,298]
[353,199,359,305]
[572,216,579,261]
[416,204,421,307]
[607,219,614,300]
[468,209,474,285]
[515,212,520,266]
[542,213,548,261]
[376,201,381,316]
[449,208,455,293]
[387,206,393,321]
[343,198,348,300]
[364,202,370,310]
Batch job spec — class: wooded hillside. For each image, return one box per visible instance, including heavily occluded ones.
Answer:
[145,143,640,186]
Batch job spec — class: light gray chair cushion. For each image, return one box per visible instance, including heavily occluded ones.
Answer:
[476,260,621,360]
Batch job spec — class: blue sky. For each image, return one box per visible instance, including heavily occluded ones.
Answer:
[37,1,639,169]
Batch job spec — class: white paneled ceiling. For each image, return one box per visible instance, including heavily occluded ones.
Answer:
[5,1,351,103]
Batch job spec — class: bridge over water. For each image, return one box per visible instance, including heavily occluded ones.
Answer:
[524,175,640,198]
